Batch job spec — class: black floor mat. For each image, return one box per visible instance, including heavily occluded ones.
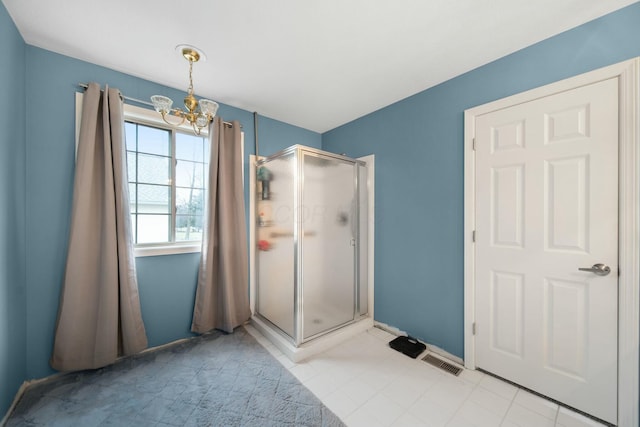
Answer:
[389,335,426,359]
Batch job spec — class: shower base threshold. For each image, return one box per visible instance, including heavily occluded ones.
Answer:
[250,316,374,363]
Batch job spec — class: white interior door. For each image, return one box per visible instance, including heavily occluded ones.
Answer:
[474,77,619,424]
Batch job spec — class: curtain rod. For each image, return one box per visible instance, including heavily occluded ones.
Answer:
[77,83,238,128]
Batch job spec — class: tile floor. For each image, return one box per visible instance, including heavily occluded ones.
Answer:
[245,325,609,427]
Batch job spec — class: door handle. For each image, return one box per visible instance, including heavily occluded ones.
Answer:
[578,263,611,276]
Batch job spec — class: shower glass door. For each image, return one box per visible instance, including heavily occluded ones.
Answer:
[256,152,296,339]
[301,152,356,340]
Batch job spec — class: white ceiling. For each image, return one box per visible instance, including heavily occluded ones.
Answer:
[3,0,637,133]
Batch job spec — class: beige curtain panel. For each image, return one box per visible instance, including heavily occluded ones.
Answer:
[192,117,250,334]
[51,83,147,372]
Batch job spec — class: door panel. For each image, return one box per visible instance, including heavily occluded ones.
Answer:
[491,165,524,247]
[490,271,524,358]
[545,157,589,252]
[475,77,618,423]
[544,277,588,379]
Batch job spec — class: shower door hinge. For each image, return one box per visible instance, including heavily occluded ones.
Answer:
[472,322,477,335]
[472,230,476,242]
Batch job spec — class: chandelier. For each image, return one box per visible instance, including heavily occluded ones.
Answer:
[151,45,219,135]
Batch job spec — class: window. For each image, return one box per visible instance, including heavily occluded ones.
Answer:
[123,111,208,255]
[125,121,207,244]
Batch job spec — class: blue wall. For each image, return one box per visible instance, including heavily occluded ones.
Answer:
[23,47,321,380]
[0,1,27,417]
[323,2,640,359]
[256,115,322,157]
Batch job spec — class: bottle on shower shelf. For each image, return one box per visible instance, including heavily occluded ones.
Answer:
[257,166,273,200]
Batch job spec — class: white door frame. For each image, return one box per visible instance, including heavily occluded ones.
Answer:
[464,58,639,426]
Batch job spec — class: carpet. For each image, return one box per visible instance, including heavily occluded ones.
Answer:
[5,327,345,426]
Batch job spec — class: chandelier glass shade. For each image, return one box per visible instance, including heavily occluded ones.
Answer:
[151,46,219,135]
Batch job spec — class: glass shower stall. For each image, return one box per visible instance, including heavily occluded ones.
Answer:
[255,145,369,346]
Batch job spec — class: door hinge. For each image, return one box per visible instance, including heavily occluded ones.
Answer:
[472,230,476,242]
[472,322,477,335]
[472,138,476,151]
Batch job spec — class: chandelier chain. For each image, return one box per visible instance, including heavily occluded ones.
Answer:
[187,60,194,97]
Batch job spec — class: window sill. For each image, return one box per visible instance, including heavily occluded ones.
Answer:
[134,244,201,258]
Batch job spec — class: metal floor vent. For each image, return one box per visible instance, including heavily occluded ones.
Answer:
[422,353,462,376]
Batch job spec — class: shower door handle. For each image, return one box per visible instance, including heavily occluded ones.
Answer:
[350,239,356,247]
